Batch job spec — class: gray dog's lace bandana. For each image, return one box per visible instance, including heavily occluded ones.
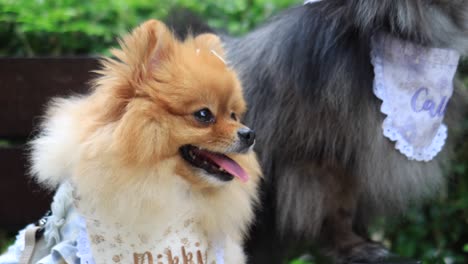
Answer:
[371,33,460,161]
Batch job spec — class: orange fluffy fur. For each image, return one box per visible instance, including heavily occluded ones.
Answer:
[30,20,261,263]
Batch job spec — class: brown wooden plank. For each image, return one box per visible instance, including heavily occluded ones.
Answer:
[0,57,99,138]
[0,146,52,231]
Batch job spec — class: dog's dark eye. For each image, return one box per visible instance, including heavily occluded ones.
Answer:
[231,112,237,121]
[194,108,215,124]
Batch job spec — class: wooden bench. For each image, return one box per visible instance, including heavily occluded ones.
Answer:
[0,57,99,232]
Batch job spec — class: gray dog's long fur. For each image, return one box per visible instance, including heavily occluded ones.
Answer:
[169,0,468,262]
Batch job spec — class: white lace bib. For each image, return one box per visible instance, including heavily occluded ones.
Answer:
[76,207,223,264]
[371,33,460,161]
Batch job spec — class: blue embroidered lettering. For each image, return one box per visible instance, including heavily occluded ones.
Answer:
[411,87,446,118]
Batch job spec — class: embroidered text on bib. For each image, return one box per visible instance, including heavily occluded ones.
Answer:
[75,201,221,264]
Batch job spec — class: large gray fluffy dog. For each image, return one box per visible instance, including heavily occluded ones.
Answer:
[170,0,468,263]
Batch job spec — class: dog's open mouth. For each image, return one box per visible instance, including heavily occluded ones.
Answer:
[180,145,248,182]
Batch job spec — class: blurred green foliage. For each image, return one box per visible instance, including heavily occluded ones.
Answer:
[1,1,468,263]
[0,0,171,55]
[378,144,468,264]
[0,230,13,254]
[0,140,11,147]
[0,0,294,56]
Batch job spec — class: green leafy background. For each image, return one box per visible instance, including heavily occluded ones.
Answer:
[0,1,467,263]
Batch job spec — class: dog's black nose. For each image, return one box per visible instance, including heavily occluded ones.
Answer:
[238,127,255,147]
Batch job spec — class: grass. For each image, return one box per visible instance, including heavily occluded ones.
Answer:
[0,230,13,254]
[290,260,314,264]
[0,140,12,147]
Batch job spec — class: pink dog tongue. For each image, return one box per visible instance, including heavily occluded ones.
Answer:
[202,152,249,182]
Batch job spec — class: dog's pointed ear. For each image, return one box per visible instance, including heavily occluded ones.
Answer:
[111,19,176,83]
[194,33,225,59]
[140,20,175,69]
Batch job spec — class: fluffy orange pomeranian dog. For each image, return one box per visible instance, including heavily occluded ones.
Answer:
[28,20,261,264]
